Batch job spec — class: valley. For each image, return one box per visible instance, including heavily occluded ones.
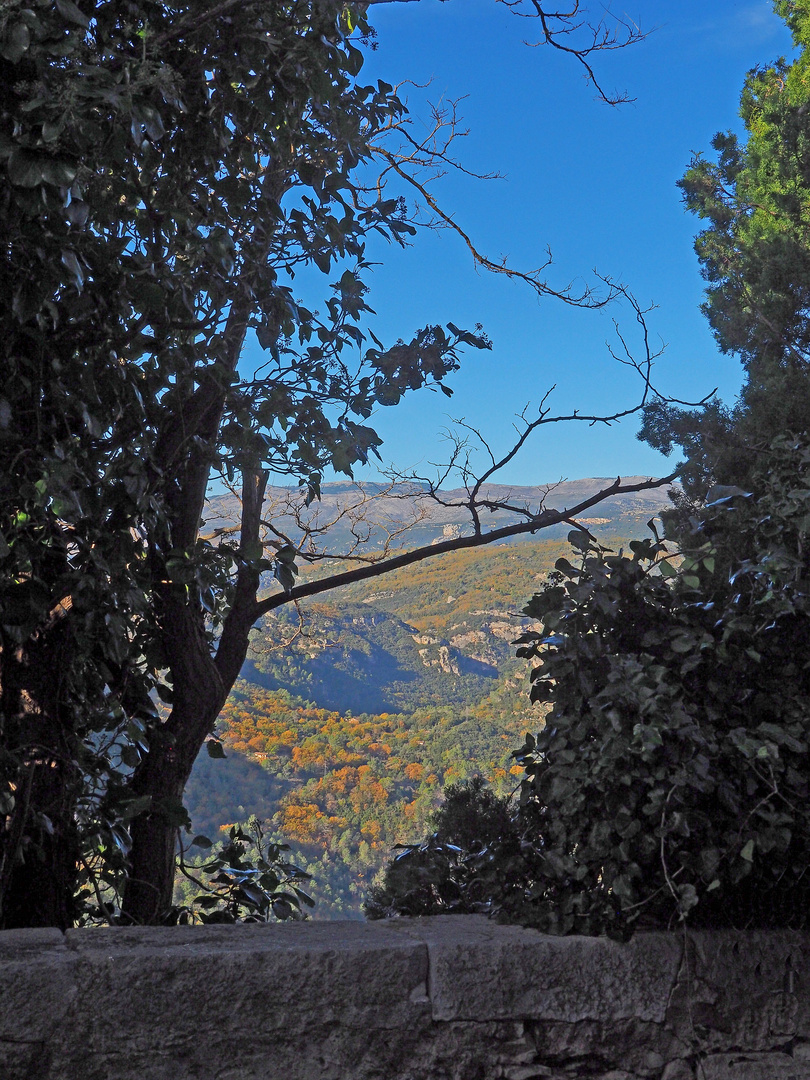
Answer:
[181,484,673,918]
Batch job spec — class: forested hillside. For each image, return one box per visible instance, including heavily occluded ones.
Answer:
[181,532,657,917]
[243,539,567,712]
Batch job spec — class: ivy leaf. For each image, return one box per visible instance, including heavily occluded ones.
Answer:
[0,21,31,63]
[61,249,84,288]
[705,485,752,507]
[7,148,45,188]
[273,560,297,594]
[55,0,91,28]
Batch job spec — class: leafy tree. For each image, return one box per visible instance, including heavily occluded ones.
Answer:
[0,0,659,928]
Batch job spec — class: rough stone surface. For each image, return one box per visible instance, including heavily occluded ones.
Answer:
[61,921,430,1080]
[388,916,683,1023]
[0,927,80,1080]
[2,916,810,1079]
[700,1052,810,1079]
[672,929,810,1050]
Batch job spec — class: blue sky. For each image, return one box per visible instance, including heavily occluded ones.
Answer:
[251,2,795,487]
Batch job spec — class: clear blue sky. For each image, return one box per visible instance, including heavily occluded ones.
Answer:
[250,2,795,487]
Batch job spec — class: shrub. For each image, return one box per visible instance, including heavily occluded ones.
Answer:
[371,436,810,937]
[365,777,519,919]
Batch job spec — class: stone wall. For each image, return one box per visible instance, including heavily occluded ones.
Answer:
[2,915,810,1080]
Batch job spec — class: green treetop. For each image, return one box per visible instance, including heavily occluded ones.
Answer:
[642,0,810,496]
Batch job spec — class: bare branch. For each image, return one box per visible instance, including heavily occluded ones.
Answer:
[235,287,710,627]
[383,284,710,533]
[495,1,649,105]
[253,471,678,618]
[364,2,649,106]
[372,141,617,307]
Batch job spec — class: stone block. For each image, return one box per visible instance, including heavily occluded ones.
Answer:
[501,1066,555,1079]
[0,926,78,1041]
[0,926,65,957]
[58,921,431,1080]
[700,1051,810,1079]
[0,927,79,1080]
[388,915,683,1024]
[64,920,428,1034]
[666,930,810,1050]
[1,921,809,1080]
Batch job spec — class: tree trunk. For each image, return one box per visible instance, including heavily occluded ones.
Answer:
[120,471,268,924]
[120,588,228,924]
[121,733,206,925]
[0,627,80,931]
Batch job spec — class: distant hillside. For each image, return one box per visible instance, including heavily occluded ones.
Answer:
[243,537,575,713]
[205,476,676,553]
[183,508,671,918]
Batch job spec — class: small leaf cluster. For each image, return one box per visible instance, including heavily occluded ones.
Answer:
[174,817,313,924]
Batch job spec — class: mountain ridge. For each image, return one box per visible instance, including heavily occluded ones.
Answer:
[205,476,677,551]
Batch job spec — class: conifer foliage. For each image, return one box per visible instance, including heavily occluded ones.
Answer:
[642,1,810,496]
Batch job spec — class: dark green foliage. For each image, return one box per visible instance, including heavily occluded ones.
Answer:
[0,0,659,927]
[502,2,810,936]
[365,777,519,919]
[430,776,515,852]
[0,0,488,926]
[510,494,810,936]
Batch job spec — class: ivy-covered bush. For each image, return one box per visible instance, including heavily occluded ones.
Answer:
[512,434,810,935]
[371,435,810,937]
[364,776,519,919]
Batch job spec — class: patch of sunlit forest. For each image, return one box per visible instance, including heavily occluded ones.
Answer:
[180,535,641,917]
